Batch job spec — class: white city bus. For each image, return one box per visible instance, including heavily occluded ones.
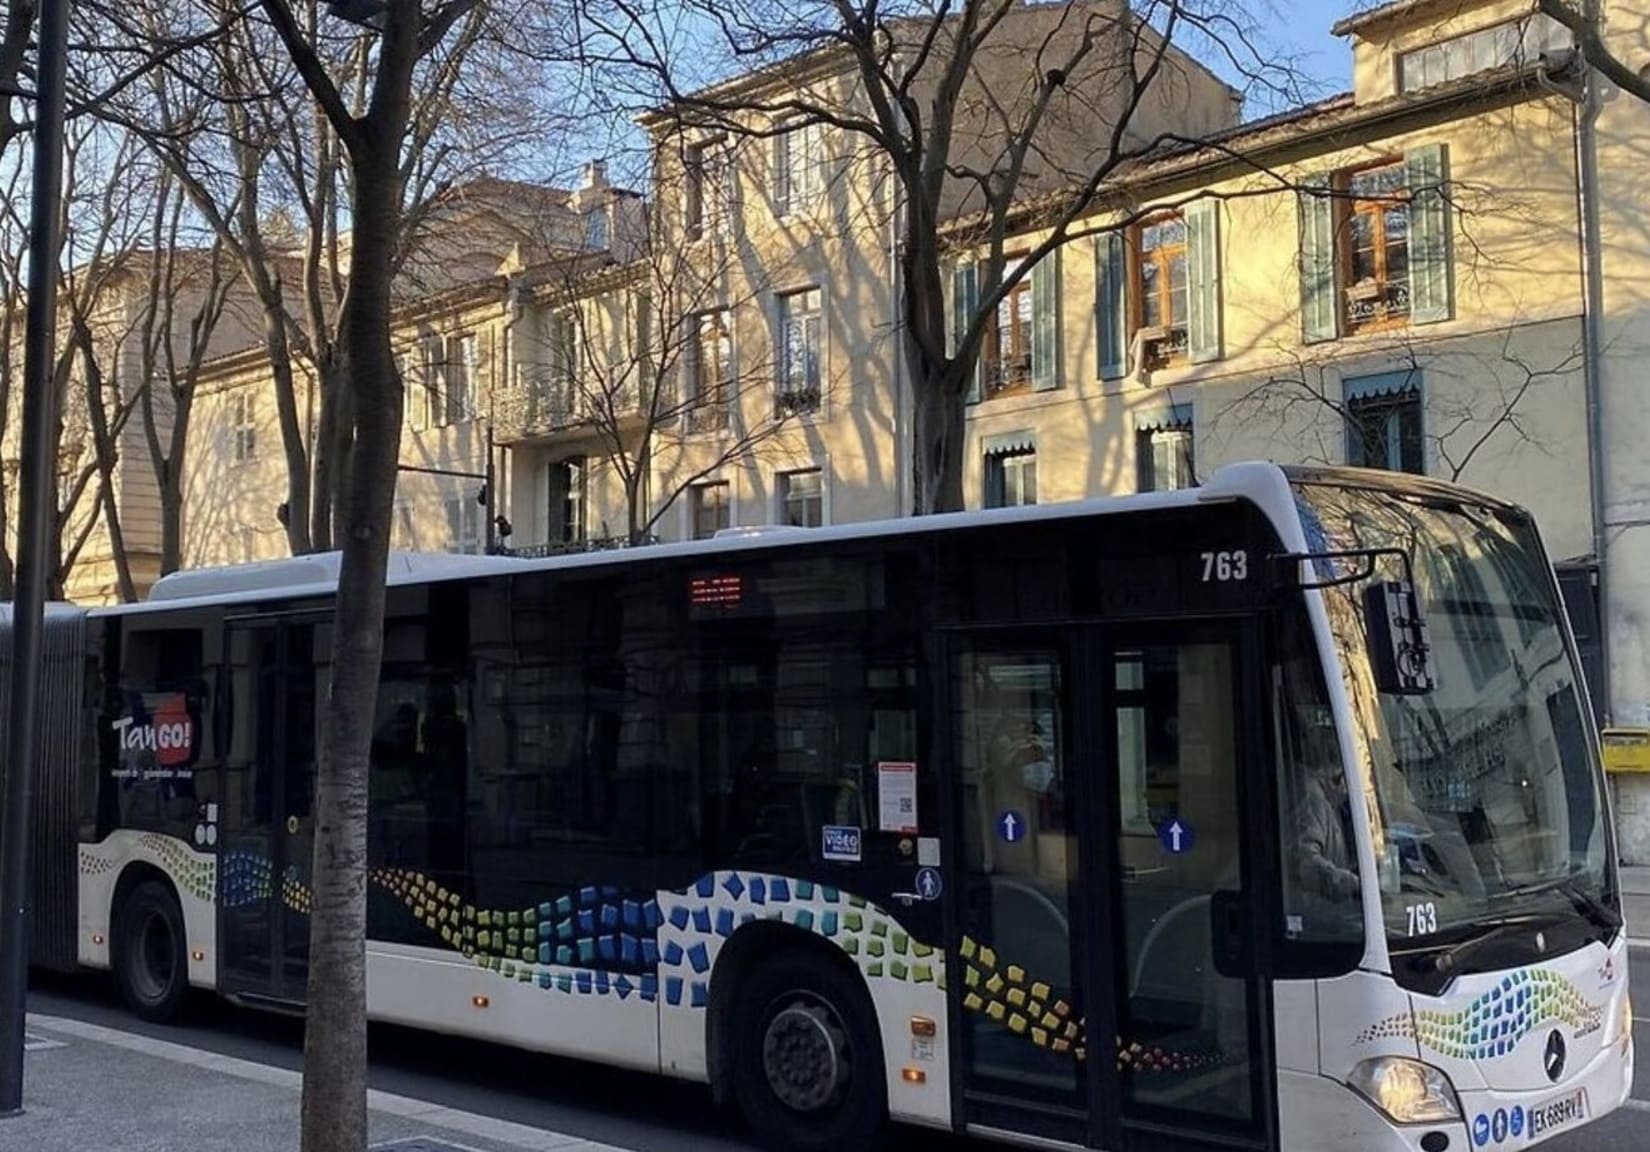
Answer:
[16,462,1632,1151]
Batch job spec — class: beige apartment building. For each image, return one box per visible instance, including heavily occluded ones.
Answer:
[181,165,647,566]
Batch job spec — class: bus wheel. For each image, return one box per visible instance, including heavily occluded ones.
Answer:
[732,948,887,1151]
[113,879,188,1023]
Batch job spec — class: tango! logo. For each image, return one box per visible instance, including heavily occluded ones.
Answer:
[112,693,195,768]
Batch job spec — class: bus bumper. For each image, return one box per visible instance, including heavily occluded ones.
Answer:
[1453,1027,1634,1149]
[1278,1027,1632,1151]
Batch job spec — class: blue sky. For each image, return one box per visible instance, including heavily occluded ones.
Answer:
[1266,1,1358,95]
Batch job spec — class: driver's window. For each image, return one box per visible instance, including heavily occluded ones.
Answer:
[1275,611,1365,952]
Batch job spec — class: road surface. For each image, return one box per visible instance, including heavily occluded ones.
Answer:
[22,950,1650,1151]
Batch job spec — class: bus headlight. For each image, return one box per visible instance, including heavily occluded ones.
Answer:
[1623,995,1634,1055]
[1348,1057,1462,1125]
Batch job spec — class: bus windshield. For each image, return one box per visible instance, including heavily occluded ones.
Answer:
[1292,480,1615,964]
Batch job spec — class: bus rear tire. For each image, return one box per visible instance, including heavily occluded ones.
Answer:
[731,948,887,1152]
[113,879,188,1024]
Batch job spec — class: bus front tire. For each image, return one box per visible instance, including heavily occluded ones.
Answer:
[732,948,887,1151]
[113,879,188,1023]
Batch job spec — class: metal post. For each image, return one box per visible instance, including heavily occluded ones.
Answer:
[0,0,70,1117]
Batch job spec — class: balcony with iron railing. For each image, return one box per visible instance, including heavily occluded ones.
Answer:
[494,370,648,444]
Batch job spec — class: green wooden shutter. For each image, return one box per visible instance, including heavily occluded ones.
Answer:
[1185,199,1222,364]
[1298,175,1339,344]
[1030,248,1061,391]
[1407,144,1452,325]
[950,261,981,403]
[1095,232,1127,380]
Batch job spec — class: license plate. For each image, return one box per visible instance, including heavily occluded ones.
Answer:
[1527,1087,1589,1138]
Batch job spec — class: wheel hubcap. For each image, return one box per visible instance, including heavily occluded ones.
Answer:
[761,997,849,1113]
[134,912,175,1003]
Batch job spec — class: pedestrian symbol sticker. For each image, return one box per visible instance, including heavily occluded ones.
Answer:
[997,810,1026,844]
[1157,818,1195,855]
[915,867,942,901]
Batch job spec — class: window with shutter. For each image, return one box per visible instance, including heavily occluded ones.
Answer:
[1095,232,1128,379]
[1297,177,1339,344]
[446,333,476,424]
[1030,249,1061,391]
[420,334,445,429]
[950,261,982,403]
[1302,147,1450,343]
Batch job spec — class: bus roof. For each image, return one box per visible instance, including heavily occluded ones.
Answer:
[87,461,1504,618]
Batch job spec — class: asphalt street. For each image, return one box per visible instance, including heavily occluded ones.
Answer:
[19,951,1650,1151]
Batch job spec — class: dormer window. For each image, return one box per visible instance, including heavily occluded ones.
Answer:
[585,209,608,250]
[1397,15,1570,93]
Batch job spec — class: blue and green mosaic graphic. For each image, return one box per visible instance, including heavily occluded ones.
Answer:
[221,850,275,909]
[373,867,663,1002]
[656,871,942,1010]
[1357,969,1604,1061]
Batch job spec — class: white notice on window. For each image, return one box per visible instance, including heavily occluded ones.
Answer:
[878,761,918,833]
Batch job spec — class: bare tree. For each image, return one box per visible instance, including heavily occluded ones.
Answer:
[249,0,505,1147]
[106,0,557,555]
[577,0,1300,512]
[1211,325,1581,484]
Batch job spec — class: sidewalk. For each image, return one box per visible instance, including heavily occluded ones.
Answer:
[1623,864,1650,946]
[8,1013,629,1152]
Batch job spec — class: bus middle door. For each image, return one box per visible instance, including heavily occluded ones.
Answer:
[219,614,324,1006]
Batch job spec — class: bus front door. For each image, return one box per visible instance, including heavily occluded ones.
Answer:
[219,616,322,1006]
[947,621,1276,1151]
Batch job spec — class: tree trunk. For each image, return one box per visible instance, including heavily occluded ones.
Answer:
[910,339,967,515]
[313,360,351,552]
[297,16,414,1151]
[264,291,316,556]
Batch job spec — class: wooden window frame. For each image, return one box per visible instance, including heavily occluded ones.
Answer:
[985,255,1034,398]
[1129,212,1190,369]
[1336,159,1412,334]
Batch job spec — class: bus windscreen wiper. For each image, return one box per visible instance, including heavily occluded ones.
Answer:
[1498,873,1622,931]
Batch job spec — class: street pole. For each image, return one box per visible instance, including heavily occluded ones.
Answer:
[0,0,71,1117]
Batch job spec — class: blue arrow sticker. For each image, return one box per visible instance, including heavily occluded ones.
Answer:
[1157,817,1195,855]
[996,810,1026,844]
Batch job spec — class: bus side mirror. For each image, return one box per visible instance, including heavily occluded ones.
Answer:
[1364,580,1437,695]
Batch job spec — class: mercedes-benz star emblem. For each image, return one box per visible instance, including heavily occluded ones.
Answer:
[1543,1029,1567,1083]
